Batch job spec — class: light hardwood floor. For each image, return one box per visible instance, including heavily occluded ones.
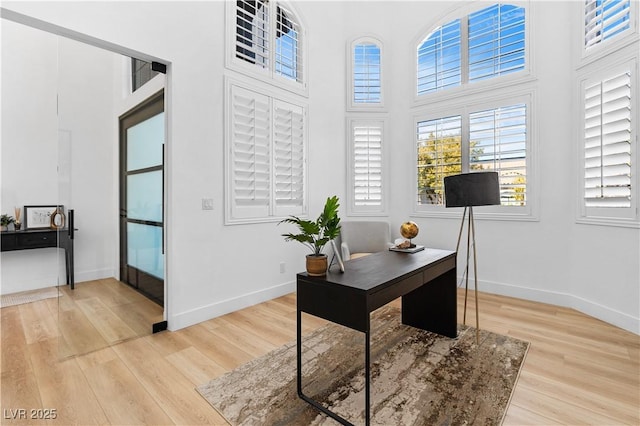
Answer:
[56,278,163,359]
[1,288,638,425]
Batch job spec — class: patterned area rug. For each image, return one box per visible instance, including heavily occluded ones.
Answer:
[0,286,61,308]
[197,306,529,426]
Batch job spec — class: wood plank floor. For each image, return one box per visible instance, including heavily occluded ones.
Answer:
[57,278,164,359]
[1,289,638,425]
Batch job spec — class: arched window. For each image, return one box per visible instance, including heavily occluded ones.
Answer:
[413,4,532,219]
[349,38,383,107]
[417,3,525,96]
[417,20,461,94]
[584,0,631,50]
[232,0,304,86]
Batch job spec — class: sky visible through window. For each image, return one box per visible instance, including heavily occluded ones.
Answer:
[468,4,525,82]
[275,29,298,80]
[417,3,525,95]
[354,43,382,103]
[585,0,631,48]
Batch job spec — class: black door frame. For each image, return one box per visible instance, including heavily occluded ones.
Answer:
[119,90,165,306]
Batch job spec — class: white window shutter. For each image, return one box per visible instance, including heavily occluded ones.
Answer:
[349,121,384,213]
[275,4,302,82]
[416,116,463,205]
[417,19,462,95]
[230,85,271,219]
[235,0,270,69]
[273,99,305,216]
[353,43,382,104]
[468,4,526,82]
[469,104,527,206]
[585,0,631,49]
[584,71,632,208]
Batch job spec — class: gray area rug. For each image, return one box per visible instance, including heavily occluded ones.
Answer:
[0,286,61,308]
[197,305,529,425]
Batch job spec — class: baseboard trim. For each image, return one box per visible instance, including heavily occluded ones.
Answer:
[73,268,115,283]
[168,280,296,331]
[167,276,638,335]
[477,278,639,335]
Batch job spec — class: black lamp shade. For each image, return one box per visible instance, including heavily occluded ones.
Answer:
[444,172,501,207]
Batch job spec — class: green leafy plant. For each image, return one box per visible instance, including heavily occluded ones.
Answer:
[1,214,15,226]
[279,196,341,256]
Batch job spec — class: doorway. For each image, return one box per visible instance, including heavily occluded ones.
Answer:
[119,92,165,306]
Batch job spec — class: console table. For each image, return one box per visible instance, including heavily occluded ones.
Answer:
[1,227,76,289]
[296,248,457,426]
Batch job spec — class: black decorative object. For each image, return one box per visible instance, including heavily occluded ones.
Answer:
[444,172,500,344]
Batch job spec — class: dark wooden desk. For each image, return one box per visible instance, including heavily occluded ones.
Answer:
[296,248,457,425]
[1,227,76,289]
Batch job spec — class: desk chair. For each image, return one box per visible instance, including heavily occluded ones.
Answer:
[339,221,393,260]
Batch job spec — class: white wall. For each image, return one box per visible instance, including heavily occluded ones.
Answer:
[1,20,120,293]
[1,1,637,334]
[0,20,61,292]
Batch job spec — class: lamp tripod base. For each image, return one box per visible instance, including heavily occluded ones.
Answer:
[456,206,480,345]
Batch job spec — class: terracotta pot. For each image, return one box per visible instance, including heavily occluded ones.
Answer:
[306,254,327,276]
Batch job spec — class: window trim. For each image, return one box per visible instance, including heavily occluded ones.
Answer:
[225,0,308,97]
[412,91,538,221]
[224,77,308,225]
[576,58,639,228]
[346,35,386,111]
[346,116,389,216]
[413,2,532,106]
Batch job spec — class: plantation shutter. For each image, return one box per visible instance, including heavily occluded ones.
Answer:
[353,43,382,104]
[236,0,270,69]
[417,19,462,95]
[273,99,305,216]
[469,104,527,206]
[416,116,463,205]
[275,4,302,82]
[468,4,525,82]
[352,122,384,209]
[584,71,632,208]
[585,0,631,49]
[230,85,271,219]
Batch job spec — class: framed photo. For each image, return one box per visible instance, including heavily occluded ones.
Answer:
[330,240,345,273]
[24,205,63,230]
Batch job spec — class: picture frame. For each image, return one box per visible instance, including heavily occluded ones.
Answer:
[24,205,63,230]
[330,239,345,273]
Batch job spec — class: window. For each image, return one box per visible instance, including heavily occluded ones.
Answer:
[347,37,385,110]
[580,66,637,225]
[417,3,525,96]
[417,20,461,95]
[585,0,631,50]
[131,59,159,92]
[225,81,306,223]
[415,101,529,213]
[353,43,382,104]
[416,116,462,205]
[469,104,527,206]
[233,0,304,85]
[347,119,387,215]
[468,4,526,83]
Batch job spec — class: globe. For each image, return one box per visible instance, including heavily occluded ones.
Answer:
[400,221,419,240]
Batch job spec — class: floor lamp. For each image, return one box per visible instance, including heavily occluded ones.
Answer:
[444,172,500,344]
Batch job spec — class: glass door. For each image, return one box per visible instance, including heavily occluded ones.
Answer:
[120,92,164,305]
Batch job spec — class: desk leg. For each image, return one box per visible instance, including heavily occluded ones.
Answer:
[297,309,362,426]
[297,309,302,397]
[365,329,370,426]
[69,242,75,290]
[65,249,71,286]
[402,268,457,338]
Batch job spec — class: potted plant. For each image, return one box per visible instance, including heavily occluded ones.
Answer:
[1,214,15,232]
[279,196,341,276]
